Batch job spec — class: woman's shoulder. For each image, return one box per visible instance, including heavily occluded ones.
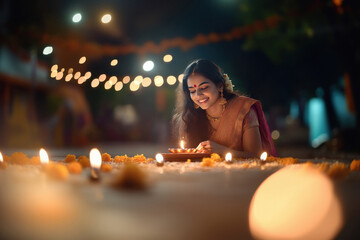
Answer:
[229,95,259,106]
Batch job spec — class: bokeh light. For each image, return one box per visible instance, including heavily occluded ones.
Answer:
[65,74,73,82]
[50,70,57,78]
[249,165,343,240]
[84,71,92,79]
[114,82,123,91]
[142,77,152,87]
[271,130,280,140]
[72,13,82,23]
[154,75,164,87]
[130,81,140,91]
[78,76,86,84]
[68,68,74,74]
[79,56,86,64]
[110,59,118,66]
[91,78,99,88]
[122,76,130,84]
[104,81,112,90]
[134,75,143,85]
[99,74,107,82]
[74,72,81,80]
[50,64,58,72]
[101,14,112,23]
[178,74,184,83]
[167,76,177,85]
[42,46,53,55]
[55,72,63,80]
[163,54,173,62]
[109,76,118,85]
[143,60,154,71]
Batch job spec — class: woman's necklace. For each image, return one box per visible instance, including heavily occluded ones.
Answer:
[206,104,226,122]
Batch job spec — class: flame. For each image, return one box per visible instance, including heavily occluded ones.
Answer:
[225,153,232,162]
[0,152,3,162]
[39,148,49,165]
[260,152,267,161]
[90,148,102,169]
[180,140,185,149]
[155,153,164,164]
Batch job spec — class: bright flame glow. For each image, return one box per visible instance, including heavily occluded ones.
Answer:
[260,152,267,161]
[167,76,177,85]
[114,81,123,91]
[163,54,173,62]
[155,154,164,164]
[123,76,130,84]
[154,75,164,87]
[91,78,100,88]
[39,148,49,165]
[142,77,152,87]
[43,46,53,55]
[99,74,107,82]
[101,14,112,24]
[225,153,232,162]
[180,140,185,149]
[110,59,118,66]
[79,56,86,64]
[143,60,154,71]
[72,13,82,23]
[90,148,102,169]
[0,152,3,162]
[178,74,184,83]
[249,165,343,240]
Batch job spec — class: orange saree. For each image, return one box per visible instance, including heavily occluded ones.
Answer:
[210,96,277,156]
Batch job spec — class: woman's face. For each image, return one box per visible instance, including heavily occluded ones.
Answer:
[187,74,220,110]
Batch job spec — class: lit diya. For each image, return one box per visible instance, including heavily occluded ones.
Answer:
[168,140,196,153]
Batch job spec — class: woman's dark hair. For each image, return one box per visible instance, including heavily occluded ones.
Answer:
[172,59,237,147]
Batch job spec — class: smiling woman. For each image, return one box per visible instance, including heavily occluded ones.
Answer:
[172,59,277,158]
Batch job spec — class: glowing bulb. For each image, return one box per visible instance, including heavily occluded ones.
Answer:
[90,148,102,169]
[142,77,152,87]
[178,74,184,83]
[154,75,164,87]
[51,64,58,72]
[39,148,49,165]
[143,60,154,71]
[65,74,73,82]
[72,13,82,23]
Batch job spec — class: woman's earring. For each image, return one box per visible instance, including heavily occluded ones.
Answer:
[194,103,200,109]
[218,90,227,105]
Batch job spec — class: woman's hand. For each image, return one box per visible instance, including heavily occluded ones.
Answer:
[196,140,225,154]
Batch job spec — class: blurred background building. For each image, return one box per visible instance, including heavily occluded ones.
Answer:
[0,0,359,154]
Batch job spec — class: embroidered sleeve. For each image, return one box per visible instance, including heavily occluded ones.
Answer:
[243,107,259,131]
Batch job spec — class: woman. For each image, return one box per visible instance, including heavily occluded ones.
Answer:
[173,59,277,158]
